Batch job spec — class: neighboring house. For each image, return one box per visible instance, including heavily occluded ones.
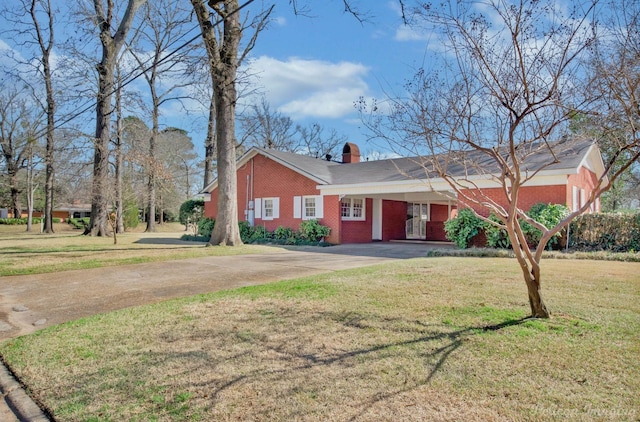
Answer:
[201,139,605,244]
[52,203,92,222]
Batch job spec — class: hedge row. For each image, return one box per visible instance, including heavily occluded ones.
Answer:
[0,217,61,225]
[569,213,640,252]
[184,218,332,245]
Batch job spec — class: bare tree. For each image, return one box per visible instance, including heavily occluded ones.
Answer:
[238,96,297,150]
[128,0,192,232]
[190,0,273,246]
[87,0,145,236]
[1,0,58,232]
[363,0,640,318]
[0,87,42,219]
[589,0,640,210]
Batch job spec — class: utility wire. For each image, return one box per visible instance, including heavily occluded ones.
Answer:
[32,0,256,142]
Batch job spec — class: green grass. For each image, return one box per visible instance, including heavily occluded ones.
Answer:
[0,224,283,276]
[1,257,638,421]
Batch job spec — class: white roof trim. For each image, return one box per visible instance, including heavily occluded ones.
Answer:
[200,147,329,194]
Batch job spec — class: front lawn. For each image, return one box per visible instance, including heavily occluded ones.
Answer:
[0,224,281,276]
[1,257,638,421]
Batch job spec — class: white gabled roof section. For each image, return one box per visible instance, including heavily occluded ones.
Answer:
[578,143,609,185]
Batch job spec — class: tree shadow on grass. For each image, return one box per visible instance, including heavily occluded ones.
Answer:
[165,313,531,420]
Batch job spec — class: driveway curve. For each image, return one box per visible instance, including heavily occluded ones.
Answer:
[0,242,450,341]
[0,242,451,422]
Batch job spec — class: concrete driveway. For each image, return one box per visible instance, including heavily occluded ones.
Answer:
[0,241,451,421]
[0,242,451,341]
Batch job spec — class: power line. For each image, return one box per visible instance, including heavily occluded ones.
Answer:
[32,0,256,142]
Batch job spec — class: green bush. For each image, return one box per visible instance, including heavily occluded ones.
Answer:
[299,219,331,242]
[569,212,640,252]
[444,208,485,249]
[0,217,61,225]
[68,218,90,229]
[485,203,570,250]
[274,226,295,241]
[485,213,512,249]
[179,199,205,225]
[523,203,569,249]
[198,218,215,238]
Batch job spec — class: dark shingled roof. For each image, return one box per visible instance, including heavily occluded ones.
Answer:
[255,138,595,186]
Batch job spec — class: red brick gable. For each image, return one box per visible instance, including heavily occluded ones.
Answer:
[204,152,341,243]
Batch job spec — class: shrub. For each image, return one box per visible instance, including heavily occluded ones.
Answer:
[198,218,215,238]
[485,213,512,249]
[68,218,90,229]
[0,217,60,225]
[523,203,569,249]
[274,226,295,241]
[569,212,640,252]
[444,208,485,249]
[299,219,331,242]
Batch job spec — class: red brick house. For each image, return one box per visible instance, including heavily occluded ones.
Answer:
[202,139,605,244]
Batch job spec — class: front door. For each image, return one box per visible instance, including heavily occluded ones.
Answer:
[406,203,428,239]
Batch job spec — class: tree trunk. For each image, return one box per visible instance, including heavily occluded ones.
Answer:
[145,95,158,233]
[114,70,125,233]
[203,94,216,188]
[87,0,144,237]
[88,54,114,237]
[42,47,55,234]
[9,170,21,219]
[190,0,243,246]
[525,276,550,318]
[210,84,241,245]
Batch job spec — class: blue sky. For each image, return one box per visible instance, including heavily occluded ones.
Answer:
[0,1,435,158]
[235,1,432,157]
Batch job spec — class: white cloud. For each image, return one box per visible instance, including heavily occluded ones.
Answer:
[244,56,370,120]
[273,16,286,26]
[394,24,431,42]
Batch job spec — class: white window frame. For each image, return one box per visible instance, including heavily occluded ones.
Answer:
[340,197,366,221]
[295,195,323,220]
[255,197,279,220]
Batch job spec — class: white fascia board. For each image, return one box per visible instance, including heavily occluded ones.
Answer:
[577,144,608,184]
[318,173,569,196]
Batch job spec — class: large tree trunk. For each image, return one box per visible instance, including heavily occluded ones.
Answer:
[88,54,115,237]
[87,0,144,237]
[210,81,241,245]
[114,71,125,234]
[191,0,243,246]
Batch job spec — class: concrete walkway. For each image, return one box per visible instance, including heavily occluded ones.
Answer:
[0,242,451,421]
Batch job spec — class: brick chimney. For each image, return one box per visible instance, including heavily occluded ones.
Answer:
[342,142,360,163]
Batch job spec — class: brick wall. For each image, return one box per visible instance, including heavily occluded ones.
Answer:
[568,167,599,211]
[205,153,339,240]
[426,203,452,241]
[342,198,373,243]
[460,184,567,216]
[382,200,407,241]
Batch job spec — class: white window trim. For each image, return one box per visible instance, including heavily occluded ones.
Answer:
[341,197,366,221]
[260,197,279,220]
[301,195,323,220]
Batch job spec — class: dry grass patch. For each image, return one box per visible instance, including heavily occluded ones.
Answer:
[0,224,281,276]
[1,258,639,421]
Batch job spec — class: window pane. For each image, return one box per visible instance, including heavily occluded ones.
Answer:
[264,199,273,218]
[352,198,363,218]
[305,197,316,217]
[341,199,351,217]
